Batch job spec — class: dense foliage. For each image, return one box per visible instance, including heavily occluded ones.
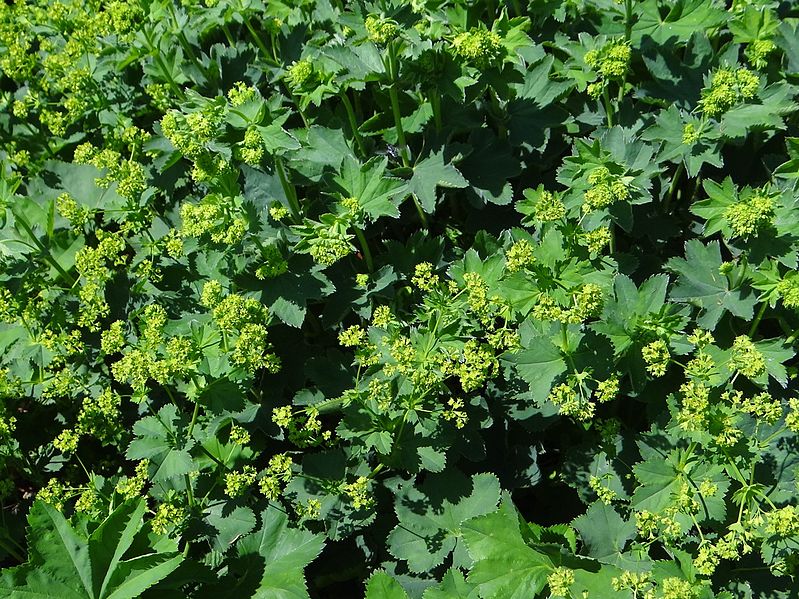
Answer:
[2,0,799,596]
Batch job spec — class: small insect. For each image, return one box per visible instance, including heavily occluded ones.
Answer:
[378,144,402,165]
[385,144,401,161]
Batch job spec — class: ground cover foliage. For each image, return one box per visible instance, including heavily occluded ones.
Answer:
[2,0,799,596]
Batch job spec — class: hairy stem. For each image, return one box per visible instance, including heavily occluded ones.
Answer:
[354,227,374,272]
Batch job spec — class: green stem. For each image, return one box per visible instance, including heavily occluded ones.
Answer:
[15,215,76,285]
[270,32,279,63]
[387,43,410,167]
[388,86,408,165]
[340,91,366,156]
[199,445,226,469]
[184,400,201,508]
[608,222,616,254]
[221,24,235,46]
[511,0,523,16]
[184,474,195,508]
[489,88,508,140]
[430,91,442,134]
[353,228,374,272]
[274,157,301,221]
[624,0,633,42]
[758,426,787,449]
[748,301,768,338]
[688,175,702,205]
[144,28,185,100]
[367,463,385,479]
[245,19,270,60]
[187,400,201,439]
[410,194,429,228]
[167,3,202,71]
[663,162,685,214]
[0,536,24,563]
[602,86,614,127]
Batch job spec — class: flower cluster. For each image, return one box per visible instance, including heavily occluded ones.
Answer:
[581,226,611,253]
[180,194,249,245]
[745,39,776,69]
[73,142,147,200]
[699,67,760,118]
[412,262,439,291]
[589,475,618,504]
[229,424,250,446]
[115,460,149,500]
[775,273,799,309]
[74,230,127,329]
[365,15,399,46]
[442,397,468,428]
[286,60,315,90]
[729,335,765,378]
[56,193,91,228]
[548,382,595,421]
[225,465,258,498]
[546,567,575,597]
[724,189,775,238]
[342,475,374,510]
[228,81,257,106]
[161,106,223,160]
[453,340,497,392]
[533,190,566,221]
[505,239,535,273]
[259,453,294,500]
[583,166,629,211]
[151,502,189,536]
[585,39,631,79]
[272,405,331,448]
[642,340,670,376]
[240,127,265,166]
[682,123,701,145]
[676,381,711,432]
[452,28,503,68]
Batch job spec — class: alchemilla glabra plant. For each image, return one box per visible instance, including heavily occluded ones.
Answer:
[2,0,799,597]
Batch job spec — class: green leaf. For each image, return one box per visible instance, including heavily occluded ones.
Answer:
[667,240,758,328]
[592,274,669,356]
[332,156,407,220]
[290,126,354,181]
[90,500,147,598]
[31,502,93,597]
[364,571,409,599]
[256,123,301,154]
[752,338,794,388]
[691,177,737,237]
[634,0,727,45]
[3,500,182,599]
[631,456,729,524]
[459,130,521,205]
[641,105,722,177]
[572,502,636,566]
[387,471,501,573]
[260,265,333,328]
[126,405,195,483]
[720,83,797,139]
[503,324,567,403]
[103,553,184,599]
[461,496,552,598]
[422,568,478,599]
[235,505,325,599]
[408,150,468,214]
[205,506,257,553]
